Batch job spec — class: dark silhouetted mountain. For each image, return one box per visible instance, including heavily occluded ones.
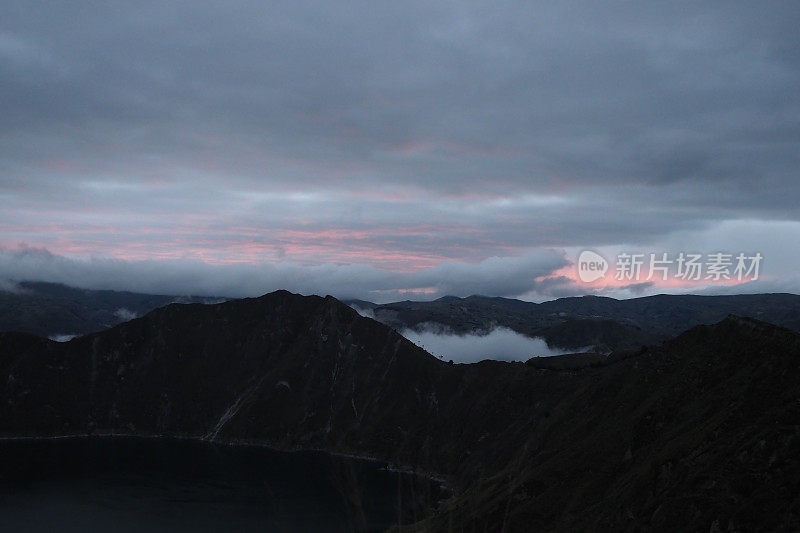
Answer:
[535,293,800,336]
[2,291,799,531]
[0,281,218,338]
[352,293,800,352]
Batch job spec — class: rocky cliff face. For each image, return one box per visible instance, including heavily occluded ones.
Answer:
[2,291,799,531]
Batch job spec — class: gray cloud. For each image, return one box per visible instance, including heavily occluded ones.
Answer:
[0,245,567,302]
[0,278,26,294]
[1,1,799,294]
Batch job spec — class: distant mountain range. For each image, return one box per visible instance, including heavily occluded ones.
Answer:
[1,290,799,530]
[0,282,221,338]
[2,281,800,355]
[348,293,800,352]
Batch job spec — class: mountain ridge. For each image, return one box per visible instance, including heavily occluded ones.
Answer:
[352,292,800,352]
[0,281,220,338]
[3,281,799,354]
[2,291,799,530]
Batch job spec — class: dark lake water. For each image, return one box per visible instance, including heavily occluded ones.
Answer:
[0,437,444,532]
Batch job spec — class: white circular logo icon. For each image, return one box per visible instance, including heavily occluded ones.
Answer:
[577,250,608,283]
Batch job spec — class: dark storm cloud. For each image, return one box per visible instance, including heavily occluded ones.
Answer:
[0,0,799,296]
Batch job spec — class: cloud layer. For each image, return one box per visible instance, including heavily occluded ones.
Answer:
[400,326,571,363]
[0,245,567,301]
[1,1,798,296]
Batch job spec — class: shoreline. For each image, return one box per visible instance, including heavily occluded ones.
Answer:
[0,431,455,501]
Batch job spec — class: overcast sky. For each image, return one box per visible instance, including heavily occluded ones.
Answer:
[1,1,798,301]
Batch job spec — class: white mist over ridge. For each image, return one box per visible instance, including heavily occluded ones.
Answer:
[349,305,375,319]
[399,326,570,364]
[349,304,572,363]
[113,308,138,321]
[48,334,78,342]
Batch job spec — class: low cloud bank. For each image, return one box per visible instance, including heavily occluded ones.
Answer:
[0,245,567,302]
[48,334,78,342]
[0,279,27,294]
[349,305,375,319]
[2,244,794,305]
[114,308,138,321]
[400,326,570,364]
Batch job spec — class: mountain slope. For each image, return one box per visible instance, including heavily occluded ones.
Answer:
[1,291,799,531]
[0,292,446,458]
[423,315,800,531]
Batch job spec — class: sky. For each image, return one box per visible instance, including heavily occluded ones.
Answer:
[1,1,799,302]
